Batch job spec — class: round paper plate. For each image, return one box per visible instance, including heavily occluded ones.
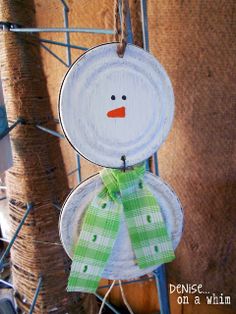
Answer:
[59,172,183,280]
[59,43,175,168]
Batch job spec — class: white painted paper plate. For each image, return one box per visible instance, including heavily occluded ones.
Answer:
[59,43,175,168]
[59,172,183,280]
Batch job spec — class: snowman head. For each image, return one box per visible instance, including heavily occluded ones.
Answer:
[59,43,174,168]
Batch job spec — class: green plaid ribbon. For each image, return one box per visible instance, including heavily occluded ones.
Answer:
[68,163,175,293]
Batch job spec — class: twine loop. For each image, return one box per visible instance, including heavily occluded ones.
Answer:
[114,0,128,58]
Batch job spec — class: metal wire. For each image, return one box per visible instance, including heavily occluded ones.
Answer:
[97,275,155,290]
[63,4,71,66]
[36,125,65,139]
[0,117,23,140]
[10,27,115,34]
[0,203,33,269]
[140,0,149,51]
[67,168,79,176]
[29,276,43,314]
[61,4,82,183]
[40,43,69,67]
[40,38,88,51]
[98,280,116,314]
[52,202,62,211]
[95,291,120,314]
[140,3,170,314]
[0,279,14,289]
[60,0,69,11]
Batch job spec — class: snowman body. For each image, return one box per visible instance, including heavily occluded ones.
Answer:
[60,173,183,280]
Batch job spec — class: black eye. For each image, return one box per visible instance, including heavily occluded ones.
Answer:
[122,95,126,100]
[111,95,115,100]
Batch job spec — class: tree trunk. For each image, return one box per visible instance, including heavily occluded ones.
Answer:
[0,0,79,312]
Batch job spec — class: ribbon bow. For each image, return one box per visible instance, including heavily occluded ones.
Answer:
[68,163,175,293]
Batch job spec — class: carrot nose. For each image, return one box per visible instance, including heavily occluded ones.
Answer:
[107,106,126,118]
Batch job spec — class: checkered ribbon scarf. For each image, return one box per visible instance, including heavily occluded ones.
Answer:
[68,163,175,293]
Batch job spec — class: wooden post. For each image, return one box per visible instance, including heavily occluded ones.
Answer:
[0,1,77,312]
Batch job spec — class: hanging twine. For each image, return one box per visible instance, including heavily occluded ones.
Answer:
[118,280,134,314]
[98,280,116,314]
[98,280,134,314]
[114,0,128,57]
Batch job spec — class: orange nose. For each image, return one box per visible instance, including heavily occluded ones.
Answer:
[107,106,126,118]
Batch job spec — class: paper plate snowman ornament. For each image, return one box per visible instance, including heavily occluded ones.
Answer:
[59,43,183,293]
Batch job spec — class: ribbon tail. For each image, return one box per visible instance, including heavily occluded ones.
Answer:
[122,187,175,269]
[67,193,121,293]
